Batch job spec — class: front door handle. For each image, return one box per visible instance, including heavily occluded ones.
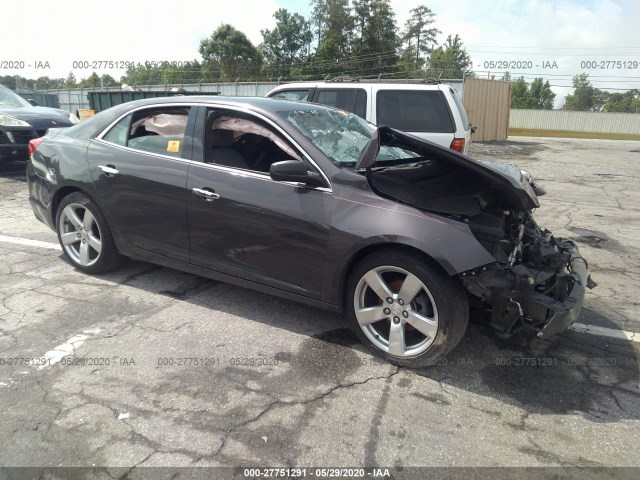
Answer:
[192,187,221,201]
[97,165,119,176]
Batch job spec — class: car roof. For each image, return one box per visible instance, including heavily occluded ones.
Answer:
[269,81,444,91]
[109,95,325,112]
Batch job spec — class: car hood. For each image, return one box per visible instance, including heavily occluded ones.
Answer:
[358,126,540,213]
[0,106,73,129]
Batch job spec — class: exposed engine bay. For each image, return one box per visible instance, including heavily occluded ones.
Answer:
[358,126,596,338]
[462,211,595,338]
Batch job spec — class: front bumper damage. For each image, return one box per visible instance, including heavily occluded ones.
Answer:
[462,228,596,339]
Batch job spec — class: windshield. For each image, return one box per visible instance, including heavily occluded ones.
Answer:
[279,108,419,168]
[0,85,31,108]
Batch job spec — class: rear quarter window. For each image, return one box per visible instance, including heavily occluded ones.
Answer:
[376,90,454,133]
[315,89,366,118]
[271,90,311,101]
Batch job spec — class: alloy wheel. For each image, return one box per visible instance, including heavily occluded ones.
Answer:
[353,266,438,357]
[59,203,103,267]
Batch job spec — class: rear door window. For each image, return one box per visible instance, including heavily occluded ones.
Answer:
[376,90,454,133]
[101,106,192,157]
[314,89,367,118]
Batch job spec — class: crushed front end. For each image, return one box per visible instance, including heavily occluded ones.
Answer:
[462,211,596,338]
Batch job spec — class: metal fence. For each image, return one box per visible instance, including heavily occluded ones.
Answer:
[509,109,640,135]
[39,82,287,114]
[16,88,60,109]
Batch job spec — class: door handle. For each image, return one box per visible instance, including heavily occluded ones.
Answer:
[192,187,221,201]
[97,165,119,176]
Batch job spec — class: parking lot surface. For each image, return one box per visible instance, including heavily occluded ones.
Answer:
[0,137,639,478]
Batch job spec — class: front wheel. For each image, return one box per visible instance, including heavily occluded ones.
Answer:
[56,192,123,274]
[346,251,468,367]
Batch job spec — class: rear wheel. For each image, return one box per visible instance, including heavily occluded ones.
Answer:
[56,192,122,274]
[346,251,468,367]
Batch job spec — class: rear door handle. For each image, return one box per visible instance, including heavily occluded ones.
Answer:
[97,165,119,176]
[192,187,221,201]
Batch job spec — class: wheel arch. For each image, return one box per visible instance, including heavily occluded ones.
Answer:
[51,186,89,225]
[337,242,453,311]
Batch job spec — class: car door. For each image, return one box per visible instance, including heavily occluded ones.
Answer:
[186,106,331,299]
[88,105,196,262]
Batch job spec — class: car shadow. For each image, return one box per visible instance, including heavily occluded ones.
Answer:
[86,257,640,424]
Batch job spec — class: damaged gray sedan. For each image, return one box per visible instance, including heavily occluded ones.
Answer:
[27,97,595,366]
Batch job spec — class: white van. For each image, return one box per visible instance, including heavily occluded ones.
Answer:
[266,81,474,155]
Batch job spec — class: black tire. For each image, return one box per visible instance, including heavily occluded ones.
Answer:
[56,192,123,274]
[345,250,468,367]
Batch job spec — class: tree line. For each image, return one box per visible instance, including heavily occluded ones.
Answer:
[510,74,639,112]
[2,1,474,90]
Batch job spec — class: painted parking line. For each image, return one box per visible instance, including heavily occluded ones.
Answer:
[570,322,638,342]
[37,328,102,369]
[0,234,60,250]
[2,234,639,344]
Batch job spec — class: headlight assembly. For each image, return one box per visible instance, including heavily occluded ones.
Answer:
[0,114,31,127]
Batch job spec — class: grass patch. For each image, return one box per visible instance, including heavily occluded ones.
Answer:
[508,128,640,141]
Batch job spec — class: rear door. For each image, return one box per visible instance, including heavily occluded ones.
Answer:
[186,106,332,299]
[88,105,196,262]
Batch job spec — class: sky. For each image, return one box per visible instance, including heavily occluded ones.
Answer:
[2,0,639,106]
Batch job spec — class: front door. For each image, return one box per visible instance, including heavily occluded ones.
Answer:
[186,107,331,299]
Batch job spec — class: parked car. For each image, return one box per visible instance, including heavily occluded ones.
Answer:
[266,80,474,154]
[27,96,594,365]
[0,84,78,163]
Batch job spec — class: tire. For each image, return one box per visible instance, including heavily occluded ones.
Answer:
[56,192,123,274]
[346,250,468,367]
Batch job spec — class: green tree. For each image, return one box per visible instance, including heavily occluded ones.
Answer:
[510,77,529,108]
[563,74,607,111]
[121,61,203,85]
[511,76,556,109]
[260,9,312,78]
[528,78,555,109]
[32,76,65,89]
[401,5,440,70]
[312,0,354,64]
[429,34,472,79]
[199,24,262,81]
[77,72,101,88]
[352,0,398,70]
[63,72,77,88]
[603,89,640,113]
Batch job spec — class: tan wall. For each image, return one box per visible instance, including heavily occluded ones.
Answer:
[463,78,511,141]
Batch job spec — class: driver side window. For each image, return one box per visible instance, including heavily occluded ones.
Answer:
[205,109,303,174]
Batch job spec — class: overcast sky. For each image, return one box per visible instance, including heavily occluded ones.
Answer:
[2,0,638,106]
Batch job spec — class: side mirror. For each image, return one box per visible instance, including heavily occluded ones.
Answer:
[470,125,477,134]
[27,99,38,106]
[269,160,324,187]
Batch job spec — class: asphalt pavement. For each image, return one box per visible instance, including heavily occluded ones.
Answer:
[0,137,638,479]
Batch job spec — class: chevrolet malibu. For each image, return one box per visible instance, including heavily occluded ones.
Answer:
[26,97,595,365]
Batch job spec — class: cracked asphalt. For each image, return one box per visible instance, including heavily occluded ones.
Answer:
[0,137,639,479]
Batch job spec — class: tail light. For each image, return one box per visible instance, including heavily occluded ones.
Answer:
[450,138,465,153]
[28,137,44,157]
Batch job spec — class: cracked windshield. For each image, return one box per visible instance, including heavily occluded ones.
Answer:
[280,108,419,168]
